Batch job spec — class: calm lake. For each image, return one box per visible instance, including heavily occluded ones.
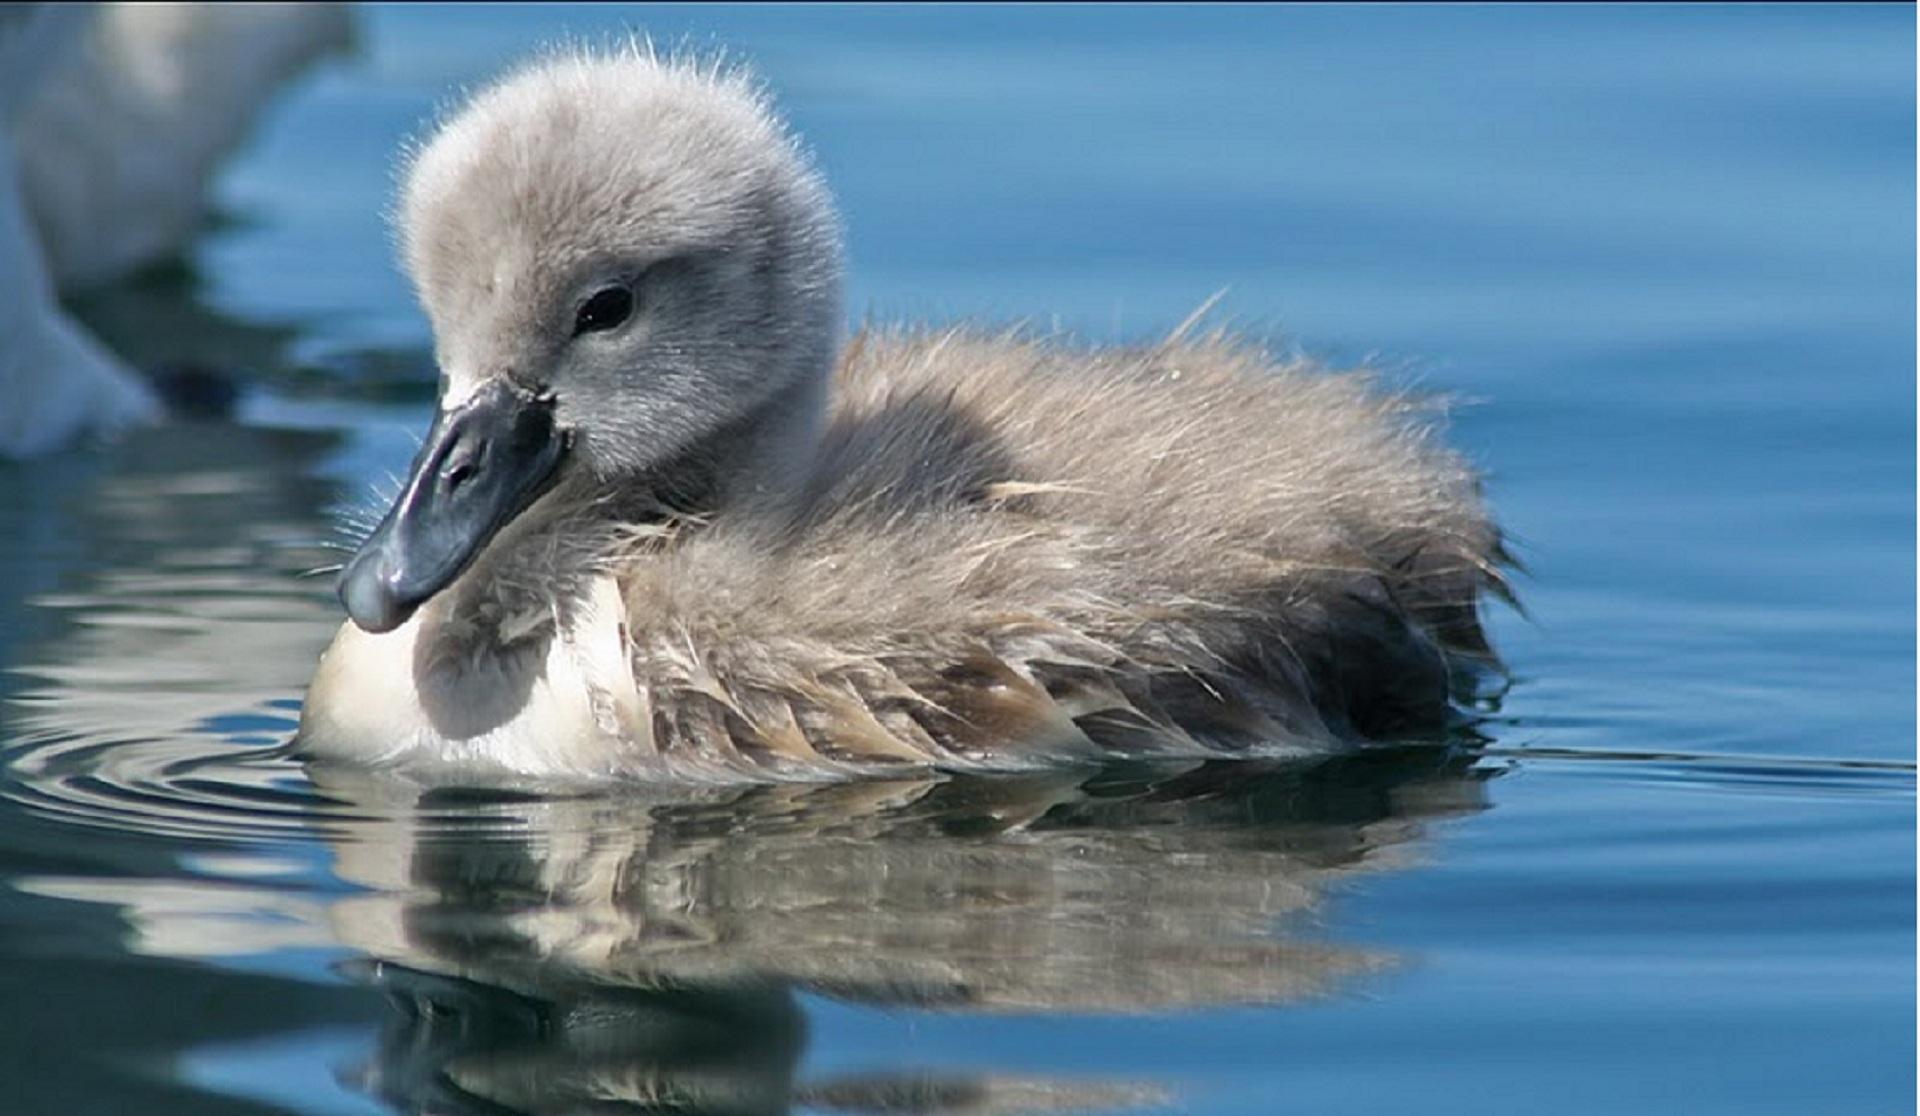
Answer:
[1,6,1912,1114]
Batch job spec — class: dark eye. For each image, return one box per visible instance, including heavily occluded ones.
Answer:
[573,285,634,336]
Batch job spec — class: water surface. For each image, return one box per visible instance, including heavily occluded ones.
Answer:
[1,7,1912,1115]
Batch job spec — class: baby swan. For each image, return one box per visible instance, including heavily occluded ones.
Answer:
[298,48,1509,783]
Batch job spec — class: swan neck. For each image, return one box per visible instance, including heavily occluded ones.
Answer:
[724,362,828,509]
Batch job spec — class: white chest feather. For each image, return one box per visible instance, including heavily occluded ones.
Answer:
[298,576,645,780]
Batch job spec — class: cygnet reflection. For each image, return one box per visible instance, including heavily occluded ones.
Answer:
[315,749,1490,1114]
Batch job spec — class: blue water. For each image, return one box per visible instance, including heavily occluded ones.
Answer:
[1,6,1912,1115]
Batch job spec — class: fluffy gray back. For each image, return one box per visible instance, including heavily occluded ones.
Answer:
[613,327,1507,773]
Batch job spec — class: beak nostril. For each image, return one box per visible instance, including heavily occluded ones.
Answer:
[444,460,477,493]
[439,430,484,495]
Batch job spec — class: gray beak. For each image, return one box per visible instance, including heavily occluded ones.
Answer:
[338,380,569,633]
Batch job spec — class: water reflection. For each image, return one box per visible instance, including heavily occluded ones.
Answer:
[311,752,1488,1114]
[0,418,349,847]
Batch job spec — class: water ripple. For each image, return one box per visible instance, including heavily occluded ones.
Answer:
[1486,744,1917,799]
[1,727,358,844]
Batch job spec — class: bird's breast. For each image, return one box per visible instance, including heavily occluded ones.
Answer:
[297,575,641,780]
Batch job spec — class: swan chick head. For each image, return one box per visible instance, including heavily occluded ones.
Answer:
[337,47,843,634]
[401,45,844,479]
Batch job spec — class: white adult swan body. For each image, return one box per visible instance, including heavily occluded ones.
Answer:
[298,48,1509,783]
[0,2,351,456]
